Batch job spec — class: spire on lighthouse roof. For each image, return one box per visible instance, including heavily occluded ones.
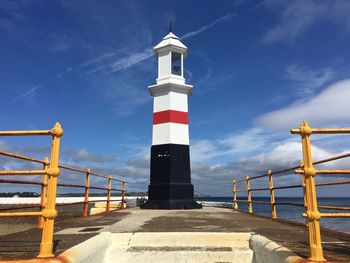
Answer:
[154,32,187,56]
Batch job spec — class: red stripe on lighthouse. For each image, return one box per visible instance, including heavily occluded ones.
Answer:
[153,110,188,125]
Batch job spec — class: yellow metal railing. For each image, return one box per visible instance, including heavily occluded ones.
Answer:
[233,121,350,262]
[0,123,63,258]
[0,124,127,258]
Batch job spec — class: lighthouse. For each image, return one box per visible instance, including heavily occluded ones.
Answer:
[141,32,202,209]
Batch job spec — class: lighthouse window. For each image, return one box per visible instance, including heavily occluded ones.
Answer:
[171,52,182,76]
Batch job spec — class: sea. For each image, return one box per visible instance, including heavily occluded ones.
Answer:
[195,197,350,233]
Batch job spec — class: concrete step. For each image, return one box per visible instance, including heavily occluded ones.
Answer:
[59,231,305,263]
[106,250,253,263]
[105,233,253,263]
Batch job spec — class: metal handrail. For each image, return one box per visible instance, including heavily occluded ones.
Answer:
[233,121,350,262]
[0,123,63,258]
[0,124,127,258]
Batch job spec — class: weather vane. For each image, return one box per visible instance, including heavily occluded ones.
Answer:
[168,9,173,32]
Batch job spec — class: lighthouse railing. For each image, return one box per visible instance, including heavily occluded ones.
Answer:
[232,121,350,262]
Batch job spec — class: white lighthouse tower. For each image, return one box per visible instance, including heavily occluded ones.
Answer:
[141,31,201,209]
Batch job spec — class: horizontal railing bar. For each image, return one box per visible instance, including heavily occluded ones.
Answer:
[89,172,109,180]
[90,171,125,183]
[235,179,246,183]
[315,180,350,187]
[314,152,350,165]
[273,184,302,190]
[251,200,270,204]
[111,178,125,183]
[57,183,86,189]
[0,204,42,211]
[235,185,302,192]
[296,169,350,175]
[59,164,86,173]
[313,129,350,134]
[88,199,121,202]
[89,186,109,191]
[236,199,249,203]
[250,187,270,191]
[275,202,305,207]
[272,165,301,175]
[234,200,271,204]
[111,188,122,192]
[317,170,350,174]
[248,174,268,180]
[0,130,51,136]
[56,201,85,207]
[291,128,350,134]
[0,179,44,186]
[318,205,350,211]
[320,213,350,218]
[0,211,42,217]
[0,150,45,164]
[0,170,45,176]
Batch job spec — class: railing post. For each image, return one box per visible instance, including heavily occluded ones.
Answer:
[233,180,238,209]
[300,161,308,227]
[106,176,112,212]
[38,123,63,258]
[82,169,90,217]
[298,121,325,262]
[38,157,49,229]
[121,180,126,209]
[246,176,253,213]
[268,170,277,219]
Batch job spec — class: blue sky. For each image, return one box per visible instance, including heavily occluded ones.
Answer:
[1,0,350,196]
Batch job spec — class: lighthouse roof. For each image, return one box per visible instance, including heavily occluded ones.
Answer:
[154,32,187,55]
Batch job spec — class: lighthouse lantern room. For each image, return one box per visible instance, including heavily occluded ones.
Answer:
[140,32,202,209]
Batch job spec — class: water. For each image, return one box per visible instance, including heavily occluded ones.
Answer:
[195,197,350,233]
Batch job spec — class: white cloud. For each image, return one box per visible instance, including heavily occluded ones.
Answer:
[255,79,350,131]
[286,65,335,96]
[191,128,283,163]
[262,0,350,44]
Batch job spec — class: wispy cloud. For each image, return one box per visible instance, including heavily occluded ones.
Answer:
[181,13,236,40]
[285,64,335,96]
[262,0,350,44]
[71,149,117,164]
[80,13,235,75]
[86,48,153,75]
[48,34,73,53]
[13,82,46,102]
[0,0,28,33]
[78,51,120,68]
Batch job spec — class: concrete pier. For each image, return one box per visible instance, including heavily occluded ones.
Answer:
[0,206,349,262]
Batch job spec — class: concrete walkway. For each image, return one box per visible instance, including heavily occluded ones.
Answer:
[0,207,349,262]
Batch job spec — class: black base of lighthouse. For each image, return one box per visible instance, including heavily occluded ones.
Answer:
[140,144,202,210]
